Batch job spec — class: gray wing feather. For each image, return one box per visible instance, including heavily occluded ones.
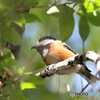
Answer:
[63,42,91,72]
[62,42,77,54]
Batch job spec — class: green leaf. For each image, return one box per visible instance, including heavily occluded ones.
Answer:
[0,63,4,76]
[0,0,17,7]
[84,0,94,13]
[24,0,39,7]
[58,6,74,41]
[0,25,22,45]
[0,33,6,49]
[24,13,42,23]
[87,11,100,26]
[13,13,42,27]
[0,0,23,8]
[20,82,36,90]
[0,48,16,75]
[47,6,59,17]
[2,85,28,100]
[0,0,13,8]
[79,4,87,14]
[94,0,100,7]
[79,16,90,41]
[1,48,15,60]
[24,75,46,85]
[13,14,25,27]
[68,0,85,7]
[2,58,16,71]
[17,67,25,74]
[68,0,84,4]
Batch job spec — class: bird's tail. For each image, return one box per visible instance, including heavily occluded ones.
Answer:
[77,69,100,84]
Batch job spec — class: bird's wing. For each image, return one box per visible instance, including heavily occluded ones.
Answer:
[62,42,91,72]
[62,42,77,54]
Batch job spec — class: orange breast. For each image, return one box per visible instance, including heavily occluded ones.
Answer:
[43,42,79,74]
[49,42,75,61]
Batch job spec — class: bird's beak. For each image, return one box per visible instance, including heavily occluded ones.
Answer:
[30,45,37,49]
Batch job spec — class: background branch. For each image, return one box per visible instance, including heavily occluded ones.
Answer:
[17,1,74,11]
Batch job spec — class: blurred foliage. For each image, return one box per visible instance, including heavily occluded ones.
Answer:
[0,0,100,100]
[58,6,74,41]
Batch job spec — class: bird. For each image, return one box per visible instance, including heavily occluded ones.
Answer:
[30,36,100,84]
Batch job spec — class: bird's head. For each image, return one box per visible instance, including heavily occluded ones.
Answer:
[30,36,57,57]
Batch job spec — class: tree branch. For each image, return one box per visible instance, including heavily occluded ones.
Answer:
[17,1,74,11]
[35,51,100,78]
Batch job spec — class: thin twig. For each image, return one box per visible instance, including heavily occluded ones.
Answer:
[80,84,89,93]
[17,2,74,11]
[80,71,99,93]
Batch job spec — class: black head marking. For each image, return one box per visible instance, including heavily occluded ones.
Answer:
[39,36,56,42]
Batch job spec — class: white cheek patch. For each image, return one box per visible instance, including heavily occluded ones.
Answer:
[42,48,49,57]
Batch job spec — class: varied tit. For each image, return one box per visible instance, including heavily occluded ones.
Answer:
[31,36,100,84]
